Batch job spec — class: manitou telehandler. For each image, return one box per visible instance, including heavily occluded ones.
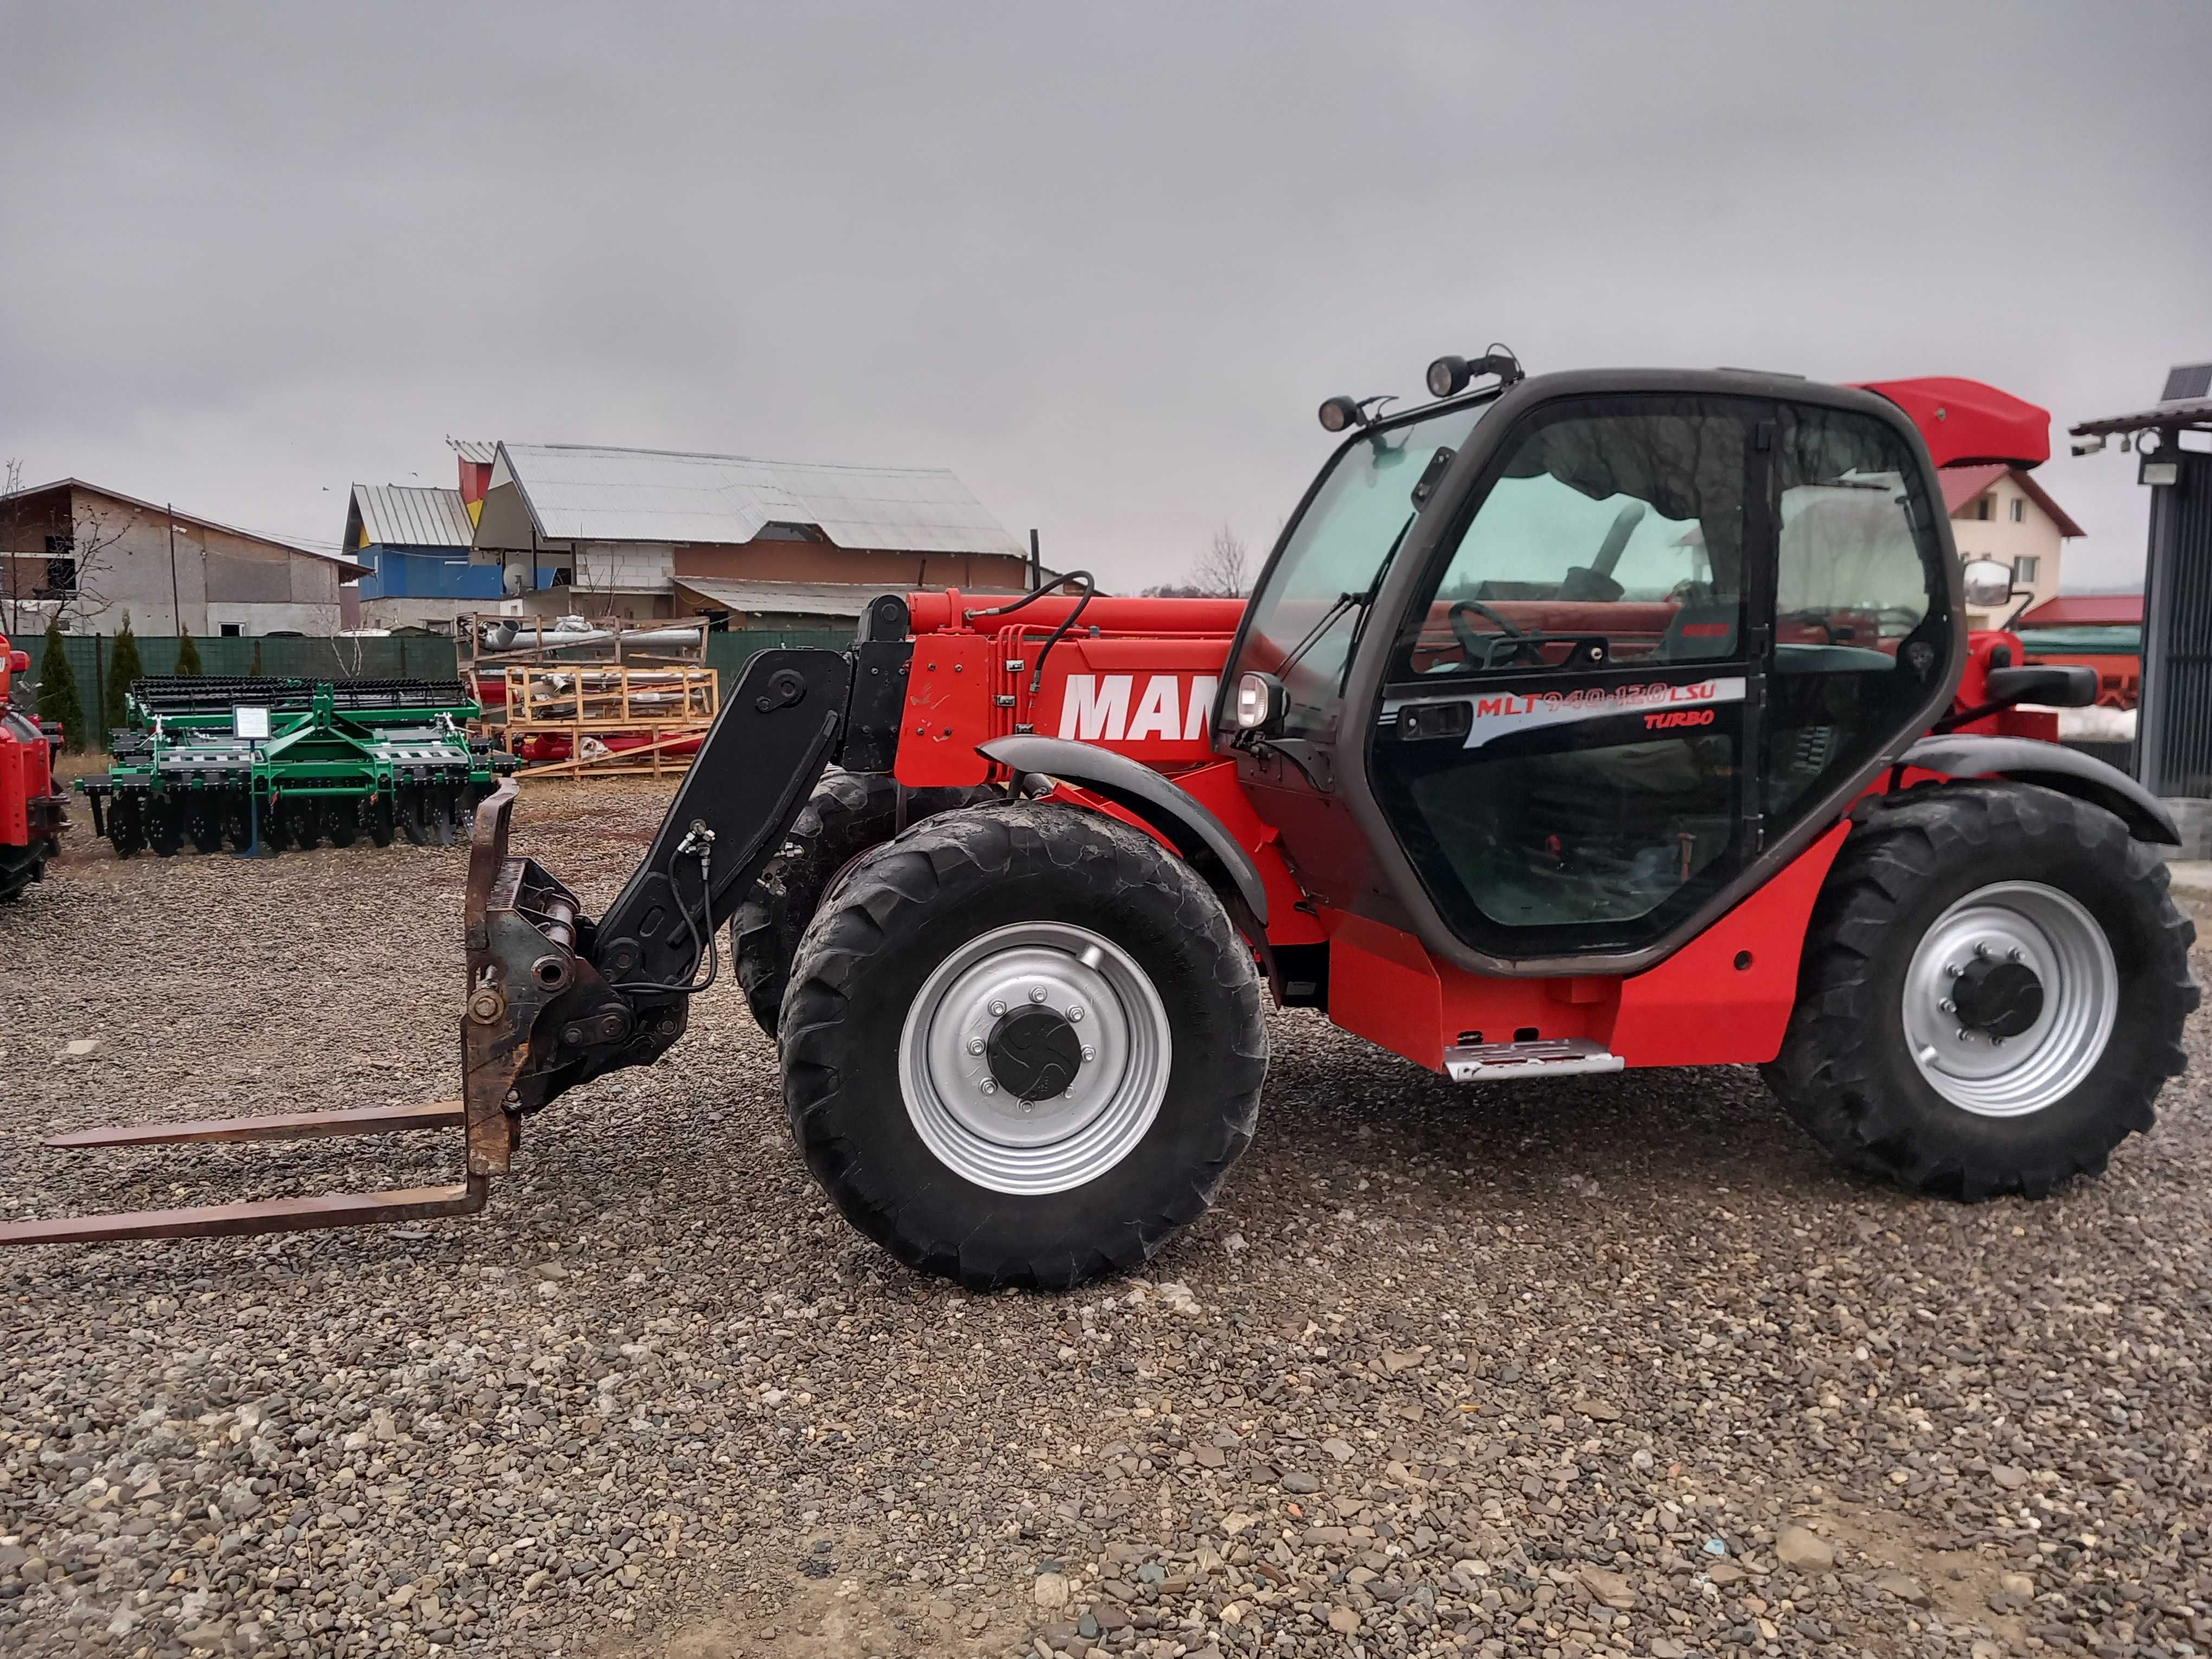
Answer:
[0,632,67,903]
[5,359,2195,1289]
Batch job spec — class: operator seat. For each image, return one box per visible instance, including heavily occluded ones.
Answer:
[1657,600,1739,663]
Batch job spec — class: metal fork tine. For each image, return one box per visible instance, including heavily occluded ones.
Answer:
[0,1176,488,1245]
[42,1100,465,1150]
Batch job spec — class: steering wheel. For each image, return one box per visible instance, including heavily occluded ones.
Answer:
[1449,600,1541,669]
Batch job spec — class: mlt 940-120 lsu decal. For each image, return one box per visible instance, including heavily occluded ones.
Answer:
[1382,677,1746,749]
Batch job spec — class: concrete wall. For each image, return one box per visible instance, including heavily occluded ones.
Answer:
[1952,475,2067,627]
[357,594,479,631]
[1,485,345,635]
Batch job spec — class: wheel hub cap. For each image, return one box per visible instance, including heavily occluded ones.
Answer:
[1950,955,2044,1039]
[986,1005,1085,1101]
[1902,880,2117,1117]
[900,921,1173,1194]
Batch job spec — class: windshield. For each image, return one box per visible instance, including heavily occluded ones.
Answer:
[1230,404,1485,738]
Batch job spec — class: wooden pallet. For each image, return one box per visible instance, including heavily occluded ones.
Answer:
[501,665,718,780]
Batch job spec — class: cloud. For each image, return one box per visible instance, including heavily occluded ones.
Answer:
[3,1,2205,585]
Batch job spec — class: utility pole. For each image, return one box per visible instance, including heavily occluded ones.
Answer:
[1029,528,1041,589]
[166,504,183,636]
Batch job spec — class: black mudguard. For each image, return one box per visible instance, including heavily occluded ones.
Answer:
[978,734,1270,929]
[1902,733,2179,845]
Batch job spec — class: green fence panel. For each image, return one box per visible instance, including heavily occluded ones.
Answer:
[20,629,858,747]
[22,635,461,745]
[704,628,853,684]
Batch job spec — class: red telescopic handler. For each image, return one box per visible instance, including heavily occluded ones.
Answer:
[0,633,67,904]
[2,359,2194,1287]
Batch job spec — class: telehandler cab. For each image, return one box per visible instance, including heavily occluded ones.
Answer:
[7,358,2195,1289]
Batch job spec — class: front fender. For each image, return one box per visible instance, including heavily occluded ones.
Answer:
[976,734,1270,928]
[1901,734,2179,845]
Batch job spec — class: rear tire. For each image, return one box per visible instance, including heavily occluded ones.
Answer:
[734,769,995,1036]
[0,844,48,902]
[1764,782,2197,1199]
[781,801,1269,1290]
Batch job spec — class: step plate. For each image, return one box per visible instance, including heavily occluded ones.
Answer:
[1444,1037,1624,1083]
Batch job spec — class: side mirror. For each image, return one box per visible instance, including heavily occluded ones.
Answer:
[1962,558,2017,609]
[1985,664,2099,709]
[1232,672,1288,736]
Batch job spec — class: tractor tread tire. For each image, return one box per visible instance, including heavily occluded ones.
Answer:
[1763,781,2196,1200]
[734,769,995,1036]
[780,800,1269,1291]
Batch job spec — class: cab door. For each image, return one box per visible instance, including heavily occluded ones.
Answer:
[1362,394,1765,960]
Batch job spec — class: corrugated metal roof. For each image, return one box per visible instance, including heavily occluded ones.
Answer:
[2015,592,2142,628]
[490,443,1024,556]
[673,577,1027,619]
[447,439,499,465]
[350,485,475,549]
[674,578,890,619]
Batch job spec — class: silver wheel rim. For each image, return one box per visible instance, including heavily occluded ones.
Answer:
[1902,880,2118,1117]
[899,921,1172,1194]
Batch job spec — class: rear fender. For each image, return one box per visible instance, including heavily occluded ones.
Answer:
[1900,734,2179,845]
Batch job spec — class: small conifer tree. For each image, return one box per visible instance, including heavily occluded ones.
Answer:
[105,616,145,749]
[175,628,203,675]
[35,622,84,751]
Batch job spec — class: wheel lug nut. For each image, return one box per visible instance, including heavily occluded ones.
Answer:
[1956,1028,1971,1041]
[988,1000,1007,1017]
[1028,987,1048,1004]
[979,1078,999,1096]
[1992,1037,2005,1048]
[2008,947,2024,962]
[966,1037,985,1055]
[1066,1005,1084,1022]
[1944,962,1963,978]
[1939,999,1956,1014]
[1974,941,1991,959]
[1020,1101,1033,1114]
[1081,1045,1095,1063]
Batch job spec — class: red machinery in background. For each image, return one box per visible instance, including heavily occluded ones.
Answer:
[0,632,67,902]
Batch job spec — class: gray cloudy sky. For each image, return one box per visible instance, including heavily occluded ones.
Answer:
[3,3,2207,591]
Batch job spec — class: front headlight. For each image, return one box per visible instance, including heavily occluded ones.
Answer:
[1234,672,1284,731]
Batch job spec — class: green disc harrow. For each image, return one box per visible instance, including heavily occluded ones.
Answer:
[78,676,517,857]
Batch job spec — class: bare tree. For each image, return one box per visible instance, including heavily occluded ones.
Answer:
[1189,523,1250,597]
[42,497,137,632]
[0,474,133,635]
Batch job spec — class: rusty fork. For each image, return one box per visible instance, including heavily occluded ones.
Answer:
[0,781,538,1246]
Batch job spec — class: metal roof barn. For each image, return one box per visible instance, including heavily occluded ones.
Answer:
[473,443,1024,558]
[345,485,477,550]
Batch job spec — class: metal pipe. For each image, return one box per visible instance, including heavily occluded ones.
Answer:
[166,503,183,636]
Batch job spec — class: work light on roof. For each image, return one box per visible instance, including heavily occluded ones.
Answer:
[1426,348,1525,401]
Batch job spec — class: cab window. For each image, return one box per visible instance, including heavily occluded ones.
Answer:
[1231,403,1483,738]
[1392,398,1749,678]
[1368,397,1753,953]
[1763,402,1951,822]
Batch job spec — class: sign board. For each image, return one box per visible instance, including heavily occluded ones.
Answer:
[233,705,271,741]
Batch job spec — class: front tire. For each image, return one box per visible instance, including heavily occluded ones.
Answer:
[1764,782,2197,1199]
[781,801,1269,1290]
[734,769,995,1036]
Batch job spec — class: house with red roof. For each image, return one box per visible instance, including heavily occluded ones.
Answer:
[1940,464,2084,627]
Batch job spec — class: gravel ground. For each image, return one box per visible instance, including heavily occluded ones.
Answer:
[1,781,2208,1659]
